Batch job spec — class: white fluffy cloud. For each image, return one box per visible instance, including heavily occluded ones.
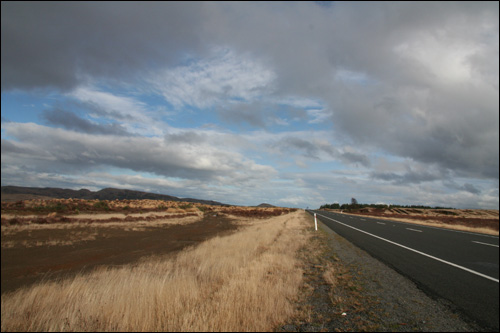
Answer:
[150,48,276,110]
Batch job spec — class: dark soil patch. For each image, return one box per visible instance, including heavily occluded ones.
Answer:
[1,214,237,295]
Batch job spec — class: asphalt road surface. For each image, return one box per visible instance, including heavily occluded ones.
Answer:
[307,210,499,331]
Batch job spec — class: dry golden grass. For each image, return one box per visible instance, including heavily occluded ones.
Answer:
[1,210,311,332]
[322,262,337,288]
[392,208,499,219]
[1,211,202,221]
[1,214,201,239]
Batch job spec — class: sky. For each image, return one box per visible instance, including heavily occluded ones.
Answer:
[1,1,499,209]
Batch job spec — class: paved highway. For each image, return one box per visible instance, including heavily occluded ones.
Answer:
[307,210,499,330]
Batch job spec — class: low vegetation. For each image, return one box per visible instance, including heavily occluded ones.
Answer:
[1,210,310,331]
[320,200,455,210]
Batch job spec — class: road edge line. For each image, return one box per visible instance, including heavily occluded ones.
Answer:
[315,212,499,283]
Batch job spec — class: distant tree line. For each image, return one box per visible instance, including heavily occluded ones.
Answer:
[320,199,454,210]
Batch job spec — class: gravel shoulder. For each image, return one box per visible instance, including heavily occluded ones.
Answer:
[281,216,485,332]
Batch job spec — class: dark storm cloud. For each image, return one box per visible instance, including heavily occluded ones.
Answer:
[1,1,204,91]
[1,139,36,155]
[371,169,443,185]
[164,131,207,145]
[443,180,482,195]
[273,136,334,160]
[332,84,499,181]
[339,152,370,168]
[270,135,370,167]
[462,183,481,195]
[42,108,131,136]
[218,103,267,129]
[200,1,498,182]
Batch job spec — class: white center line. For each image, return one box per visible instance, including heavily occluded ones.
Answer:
[361,218,366,221]
[315,212,499,283]
[406,228,423,232]
[377,222,386,225]
[472,241,499,248]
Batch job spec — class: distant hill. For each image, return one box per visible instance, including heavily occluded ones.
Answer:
[0,186,228,206]
[257,203,275,208]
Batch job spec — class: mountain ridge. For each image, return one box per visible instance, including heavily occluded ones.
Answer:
[0,186,228,206]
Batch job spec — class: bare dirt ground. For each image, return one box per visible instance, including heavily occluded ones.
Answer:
[1,214,235,295]
[1,199,295,295]
[323,207,499,235]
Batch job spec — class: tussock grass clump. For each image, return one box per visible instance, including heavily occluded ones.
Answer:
[1,211,310,332]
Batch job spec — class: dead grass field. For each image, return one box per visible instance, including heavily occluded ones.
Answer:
[1,202,308,332]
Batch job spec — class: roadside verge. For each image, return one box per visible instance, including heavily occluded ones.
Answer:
[281,213,481,332]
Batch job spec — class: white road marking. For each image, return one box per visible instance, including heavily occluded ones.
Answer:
[361,218,366,221]
[472,241,499,248]
[377,222,386,225]
[312,211,498,238]
[406,228,423,233]
[315,212,499,283]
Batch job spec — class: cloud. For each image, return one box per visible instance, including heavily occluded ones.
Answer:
[266,133,370,167]
[339,151,371,168]
[461,183,481,195]
[2,122,276,184]
[68,86,167,136]
[443,180,482,195]
[371,170,442,185]
[271,136,334,160]
[201,2,499,180]
[42,108,131,136]
[1,2,498,208]
[217,102,268,128]
[150,48,276,110]
[1,2,204,91]
[327,73,499,180]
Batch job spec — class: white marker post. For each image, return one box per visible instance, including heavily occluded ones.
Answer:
[314,213,318,231]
